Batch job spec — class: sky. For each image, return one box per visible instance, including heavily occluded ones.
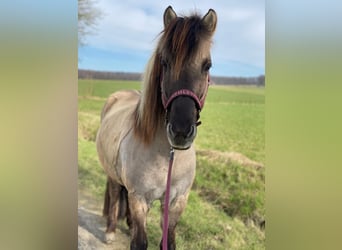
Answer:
[78,0,265,77]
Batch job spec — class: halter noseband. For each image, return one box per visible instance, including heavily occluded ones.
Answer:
[161,76,210,111]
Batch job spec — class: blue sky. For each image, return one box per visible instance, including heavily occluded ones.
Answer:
[78,0,264,77]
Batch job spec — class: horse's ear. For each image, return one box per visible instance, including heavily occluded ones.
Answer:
[202,9,217,34]
[163,6,177,28]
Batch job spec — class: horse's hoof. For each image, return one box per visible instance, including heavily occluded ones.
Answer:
[105,232,115,244]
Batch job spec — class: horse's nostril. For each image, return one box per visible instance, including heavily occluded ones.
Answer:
[168,123,196,139]
[186,125,195,138]
[167,123,176,137]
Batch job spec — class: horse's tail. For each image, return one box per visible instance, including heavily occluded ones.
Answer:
[103,178,110,217]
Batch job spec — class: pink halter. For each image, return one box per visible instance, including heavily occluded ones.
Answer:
[161,76,210,110]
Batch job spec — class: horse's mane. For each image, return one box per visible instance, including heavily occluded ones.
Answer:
[133,12,213,144]
[133,51,164,145]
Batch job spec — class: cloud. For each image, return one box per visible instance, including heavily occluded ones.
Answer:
[87,1,162,51]
[82,0,265,76]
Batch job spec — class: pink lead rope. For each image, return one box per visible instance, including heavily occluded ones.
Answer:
[162,147,175,250]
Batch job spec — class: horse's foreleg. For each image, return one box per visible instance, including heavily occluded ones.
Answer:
[160,194,189,250]
[128,193,148,250]
[104,177,121,243]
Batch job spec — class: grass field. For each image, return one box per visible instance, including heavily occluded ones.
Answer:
[78,79,265,249]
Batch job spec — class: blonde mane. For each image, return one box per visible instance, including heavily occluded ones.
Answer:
[133,51,164,144]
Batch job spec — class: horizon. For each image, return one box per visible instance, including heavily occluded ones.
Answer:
[78,68,265,79]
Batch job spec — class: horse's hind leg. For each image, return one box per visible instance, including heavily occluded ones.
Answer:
[128,193,148,250]
[103,177,121,243]
[159,194,189,250]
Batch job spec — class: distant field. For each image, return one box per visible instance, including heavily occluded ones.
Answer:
[78,79,265,249]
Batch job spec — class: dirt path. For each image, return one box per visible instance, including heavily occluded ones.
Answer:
[78,189,130,250]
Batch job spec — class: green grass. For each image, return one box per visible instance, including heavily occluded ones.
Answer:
[195,154,265,224]
[196,85,265,163]
[78,79,141,98]
[78,79,265,249]
[205,86,265,104]
[198,102,264,163]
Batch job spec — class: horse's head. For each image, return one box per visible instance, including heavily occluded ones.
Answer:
[159,6,217,150]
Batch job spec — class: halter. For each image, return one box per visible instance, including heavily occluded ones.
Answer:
[161,76,210,111]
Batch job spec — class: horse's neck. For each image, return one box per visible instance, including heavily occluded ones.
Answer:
[151,124,169,146]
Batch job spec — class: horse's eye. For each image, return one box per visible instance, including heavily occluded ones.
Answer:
[202,60,212,72]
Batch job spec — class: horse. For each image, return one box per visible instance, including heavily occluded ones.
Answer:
[96,6,217,250]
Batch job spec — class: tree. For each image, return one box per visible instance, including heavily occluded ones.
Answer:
[257,75,265,86]
[78,0,102,46]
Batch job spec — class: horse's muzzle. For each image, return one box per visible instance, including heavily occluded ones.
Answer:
[166,123,197,150]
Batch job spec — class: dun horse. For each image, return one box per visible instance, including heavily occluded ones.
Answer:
[96,6,217,250]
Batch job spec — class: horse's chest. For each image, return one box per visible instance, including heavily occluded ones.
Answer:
[118,134,196,203]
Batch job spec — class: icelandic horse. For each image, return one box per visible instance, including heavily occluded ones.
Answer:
[96,6,217,250]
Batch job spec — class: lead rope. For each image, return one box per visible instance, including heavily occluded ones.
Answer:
[162,147,175,250]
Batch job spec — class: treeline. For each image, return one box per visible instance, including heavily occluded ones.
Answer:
[78,69,265,86]
[210,75,265,86]
[78,69,142,81]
